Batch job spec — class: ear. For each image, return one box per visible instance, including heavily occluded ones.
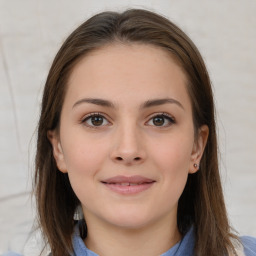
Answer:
[47,130,68,173]
[189,125,209,174]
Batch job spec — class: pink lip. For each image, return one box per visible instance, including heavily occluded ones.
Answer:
[101,175,156,195]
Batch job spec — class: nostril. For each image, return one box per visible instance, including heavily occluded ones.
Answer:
[115,156,141,161]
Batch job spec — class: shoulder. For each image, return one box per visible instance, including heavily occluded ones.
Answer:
[240,235,256,256]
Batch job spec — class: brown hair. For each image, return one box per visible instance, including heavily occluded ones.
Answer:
[35,9,238,256]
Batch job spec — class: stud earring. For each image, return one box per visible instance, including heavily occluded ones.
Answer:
[193,163,200,169]
[74,205,84,221]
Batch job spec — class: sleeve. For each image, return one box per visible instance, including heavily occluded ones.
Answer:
[240,236,256,256]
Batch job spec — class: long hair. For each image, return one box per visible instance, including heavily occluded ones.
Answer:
[35,9,238,256]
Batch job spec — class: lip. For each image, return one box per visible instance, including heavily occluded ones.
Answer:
[101,175,156,195]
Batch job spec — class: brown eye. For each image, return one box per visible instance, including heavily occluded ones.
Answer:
[82,114,110,127]
[153,116,165,126]
[147,114,175,127]
[91,116,104,126]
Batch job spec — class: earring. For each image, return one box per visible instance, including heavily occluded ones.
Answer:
[193,163,200,169]
[74,205,84,221]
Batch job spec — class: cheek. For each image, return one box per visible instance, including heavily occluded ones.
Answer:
[62,130,108,171]
[150,132,194,171]
[62,135,109,202]
[153,138,192,200]
[60,133,110,201]
[149,132,194,195]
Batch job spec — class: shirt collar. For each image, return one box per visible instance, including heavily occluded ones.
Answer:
[72,224,195,256]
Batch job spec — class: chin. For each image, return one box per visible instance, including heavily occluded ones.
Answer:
[105,210,156,230]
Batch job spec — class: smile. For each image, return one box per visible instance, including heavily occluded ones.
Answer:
[101,175,156,195]
[106,182,149,186]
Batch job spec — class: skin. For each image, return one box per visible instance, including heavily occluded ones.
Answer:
[48,43,208,256]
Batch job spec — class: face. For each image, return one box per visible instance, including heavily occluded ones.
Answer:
[49,43,208,231]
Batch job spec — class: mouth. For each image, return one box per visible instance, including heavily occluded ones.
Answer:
[101,175,156,195]
[103,182,153,186]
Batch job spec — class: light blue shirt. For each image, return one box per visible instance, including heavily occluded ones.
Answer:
[3,225,256,255]
[71,225,256,256]
[71,225,195,256]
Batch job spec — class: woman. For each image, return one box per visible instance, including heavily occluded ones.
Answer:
[5,8,256,256]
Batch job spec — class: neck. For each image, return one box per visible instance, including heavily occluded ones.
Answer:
[84,212,181,256]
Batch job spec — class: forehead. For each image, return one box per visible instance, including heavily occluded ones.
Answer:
[65,43,191,109]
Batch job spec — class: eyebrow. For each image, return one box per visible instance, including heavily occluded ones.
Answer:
[73,98,115,109]
[72,97,184,110]
[142,98,184,110]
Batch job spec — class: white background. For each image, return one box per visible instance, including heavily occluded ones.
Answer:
[0,0,255,254]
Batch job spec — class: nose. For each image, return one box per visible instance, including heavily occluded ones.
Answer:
[110,123,146,165]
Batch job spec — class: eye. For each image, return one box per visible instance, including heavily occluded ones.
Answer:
[147,113,175,127]
[82,113,110,128]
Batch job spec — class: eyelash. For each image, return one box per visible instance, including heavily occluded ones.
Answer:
[81,112,176,129]
[81,112,110,129]
[147,112,176,127]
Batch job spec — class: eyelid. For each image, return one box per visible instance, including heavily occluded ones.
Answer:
[147,112,175,120]
[80,111,175,128]
[81,112,112,128]
[145,112,176,127]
